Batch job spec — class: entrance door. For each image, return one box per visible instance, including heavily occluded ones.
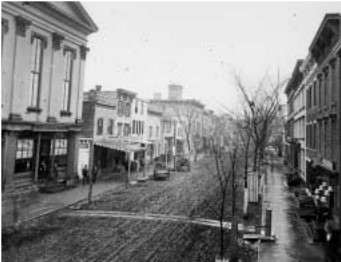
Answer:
[38,138,52,181]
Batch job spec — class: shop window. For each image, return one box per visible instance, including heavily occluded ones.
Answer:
[15,139,34,173]
[97,118,103,135]
[52,139,68,167]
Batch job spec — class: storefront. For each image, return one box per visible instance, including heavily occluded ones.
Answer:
[2,126,80,193]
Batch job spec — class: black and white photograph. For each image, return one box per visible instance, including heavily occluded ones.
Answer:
[1,1,341,261]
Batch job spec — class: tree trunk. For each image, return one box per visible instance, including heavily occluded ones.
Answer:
[253,143,258,172]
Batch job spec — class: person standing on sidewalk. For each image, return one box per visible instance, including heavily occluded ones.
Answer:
[82,165,89,185]
[92,161,100,184]
[323,220,340,262]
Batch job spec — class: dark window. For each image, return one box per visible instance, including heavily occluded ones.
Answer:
[124,124,130,137]
[118,101,123,116]
[141,102,144,115]
[149,126,153,138]
[30,37,44,107]
[164,121,171,133]
[125,103,131,117]
[15,139,34,173]
[156,126,159,138]
[62,50,74,111]
[135,100,138,114]
[108,119,114,135]
[313,82,317,106]
[118,123,123,137]
[97,118,103,135]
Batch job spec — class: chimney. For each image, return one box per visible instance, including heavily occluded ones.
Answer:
[95,85,102,92]
[168,84,183,100]
[154,92,162,100]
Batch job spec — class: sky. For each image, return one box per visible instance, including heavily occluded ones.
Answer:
[82,1,341,113]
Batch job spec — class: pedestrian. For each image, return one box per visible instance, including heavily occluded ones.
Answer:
[92,162,100,184]
[82,165,89,185]
[324,220,340,262]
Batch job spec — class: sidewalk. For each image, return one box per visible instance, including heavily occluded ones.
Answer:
[2,168,152,228]
[259,154,325,262]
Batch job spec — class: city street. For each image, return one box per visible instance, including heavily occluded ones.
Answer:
[2,157,257,262]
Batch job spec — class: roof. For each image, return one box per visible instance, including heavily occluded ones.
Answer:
[284,59,304,95]
[309,13,340,53]
[83,90,117,108]
[150,99,205,109]
[28,2,98,34]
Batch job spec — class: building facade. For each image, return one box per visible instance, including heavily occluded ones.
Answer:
[304,14,341,229]
[285,60,305,180]
[1,1,97,201]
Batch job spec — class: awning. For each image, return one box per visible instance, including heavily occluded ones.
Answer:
[94,139,145,153]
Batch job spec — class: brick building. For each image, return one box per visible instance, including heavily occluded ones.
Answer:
[285,60,305,180]
[81,87,147,178]
[304,13,341,229]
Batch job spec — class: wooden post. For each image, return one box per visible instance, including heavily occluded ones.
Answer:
[265,209,272,237]
[126,151,131,188]
[88,140,94,204]
[34,132,41,182]
[50,134,56,179]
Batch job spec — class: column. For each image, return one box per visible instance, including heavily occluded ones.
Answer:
[67,132,80,183]
[9,16,31,120]
[2,132,18,190]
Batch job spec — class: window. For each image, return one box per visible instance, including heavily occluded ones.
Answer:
[108,119,114,135]
[156,126,159,138]
[118,123,123,137]
[135,100,138,114]
[15,139,34,173]
[140,102,144,115]
[124,124,130,137]
[97,118,103,135]
[163,121,171,133]
[125,103,131,117]
[62,50,74,111]
[118,101,123,116]
[149,126,153,138]
[51,139,68,167]
[30,37,44,108]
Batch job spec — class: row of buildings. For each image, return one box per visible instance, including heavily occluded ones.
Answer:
[1,1,217,215]
[285,13,341,231]
[79,84,216,179]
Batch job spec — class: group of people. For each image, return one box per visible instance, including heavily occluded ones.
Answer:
[81,163,99,185]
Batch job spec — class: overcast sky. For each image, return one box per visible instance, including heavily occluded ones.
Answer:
[82,1,341,113]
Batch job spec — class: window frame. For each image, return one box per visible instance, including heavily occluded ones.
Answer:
[62,48,75,112]
[30,35,45,108]
[97,118,104,135]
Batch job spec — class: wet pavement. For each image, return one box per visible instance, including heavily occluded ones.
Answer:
[259,156,325,262]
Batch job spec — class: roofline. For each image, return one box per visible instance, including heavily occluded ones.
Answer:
[284,59,304,95]
[150,99,205,108]
[116,88,137,97]
[309,13,341,52]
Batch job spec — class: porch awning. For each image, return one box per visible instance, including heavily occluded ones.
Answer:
[94,139,145,153]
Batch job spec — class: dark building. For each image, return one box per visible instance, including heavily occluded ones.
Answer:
[304,13,341,230]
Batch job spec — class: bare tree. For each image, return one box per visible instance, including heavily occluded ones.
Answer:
[176,100,201,167]
[210,115,242,261]
[234,73,286,172]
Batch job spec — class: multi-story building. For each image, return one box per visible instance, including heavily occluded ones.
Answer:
[1,1,97,203]
[150,85,206,160]
[146,106,163,161]
[304,13,341,230]
[81,87,149,178]
[285,60,304,180]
